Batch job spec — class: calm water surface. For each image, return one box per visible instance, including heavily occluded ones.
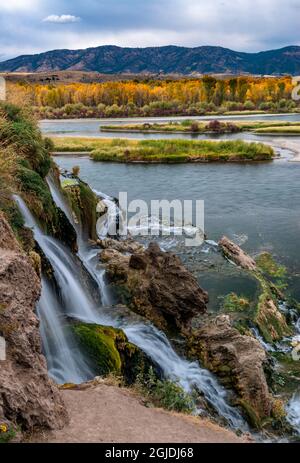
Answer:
[40,117,300,303]
[54,154,300,303]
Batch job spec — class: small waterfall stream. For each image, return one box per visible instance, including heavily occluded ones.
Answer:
[13,195,95,384]
[15,186,247,431]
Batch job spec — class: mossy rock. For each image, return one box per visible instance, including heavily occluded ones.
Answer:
[73,323,155,384]
[256,253,287,280]
[62,179,98,240]
[16,167,77,250]
[254,290,291,344]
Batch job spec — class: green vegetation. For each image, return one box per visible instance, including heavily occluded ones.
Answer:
[73,323,154,384]
[73,323,124,375]
[0,424,16,443]
[0,102,77,249]
[256,253,287,279]
[221,293,251,313]
[52,137,274,163]
[136,367,195,414]
[255,126,300,134]
[61,177,98,240]
[256,252,288,292]
[101,120,300,136]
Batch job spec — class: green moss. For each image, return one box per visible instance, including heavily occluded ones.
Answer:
[73,324,123,374]
[62,178,98,240]
[256,253,287,279]
[253,276,291,343]
[78,182,98,240]
[17,166,55,218]
[238,399,262,429]
[73,323,154,384]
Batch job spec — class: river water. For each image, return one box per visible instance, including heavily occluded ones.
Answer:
[37,115,300,434]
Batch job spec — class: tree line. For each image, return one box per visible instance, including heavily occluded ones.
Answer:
[7,76,297,118]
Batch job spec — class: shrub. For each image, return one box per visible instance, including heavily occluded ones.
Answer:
[206,120,224,133]
[137,367,195,414]
[72,165,80,177]
[244,100,255,110]
[221,293,251,313]
[190,121,200,133]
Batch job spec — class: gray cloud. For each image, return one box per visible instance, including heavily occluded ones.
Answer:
[0,0,300,60]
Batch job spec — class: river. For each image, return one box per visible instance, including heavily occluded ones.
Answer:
[37,116,300,434]
[39,115,300,302]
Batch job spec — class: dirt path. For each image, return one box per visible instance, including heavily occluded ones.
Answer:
[32,383,248,443]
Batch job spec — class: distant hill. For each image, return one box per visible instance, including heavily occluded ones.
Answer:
[1,45,300,75]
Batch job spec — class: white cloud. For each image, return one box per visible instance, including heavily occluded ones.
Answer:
[0,0,38,11]
[42,14,81,24]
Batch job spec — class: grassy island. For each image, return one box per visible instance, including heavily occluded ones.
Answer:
[101,120,300,136]
[52,137,274,163]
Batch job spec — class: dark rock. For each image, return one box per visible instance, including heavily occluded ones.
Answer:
[101,241,208,331]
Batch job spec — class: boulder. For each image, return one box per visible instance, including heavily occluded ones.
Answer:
[219,236,257,271]
[72,323,157,385]
[98,237,144,254]
[188,315,281,427]
[101,242,208,331]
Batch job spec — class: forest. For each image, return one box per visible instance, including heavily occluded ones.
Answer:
[7,76,297,119]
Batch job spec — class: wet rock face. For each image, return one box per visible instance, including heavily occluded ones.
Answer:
[188,315,275,426]
[101,241,208,331]
[0,213,68,433]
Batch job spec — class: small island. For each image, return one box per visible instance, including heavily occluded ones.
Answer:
[52,137,275,163]
[100,120,300,136]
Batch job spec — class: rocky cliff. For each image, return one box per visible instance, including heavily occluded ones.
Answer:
[0,212,68,440]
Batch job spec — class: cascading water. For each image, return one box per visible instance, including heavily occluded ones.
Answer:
[37,276,94,384]
[15,186,247,431]
[286,316,300,433]
[121,323,246,429]
[14,195,98,383]
[46,176,113,306]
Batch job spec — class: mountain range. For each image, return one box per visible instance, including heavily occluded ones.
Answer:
[1,45,300,75]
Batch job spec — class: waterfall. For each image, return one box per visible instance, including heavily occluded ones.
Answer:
[37,277,94,384]
[47,176,112,306]
[14,195,98,383]
[121,323,246,429]
[15,188,247,431]
[286,316,300,433]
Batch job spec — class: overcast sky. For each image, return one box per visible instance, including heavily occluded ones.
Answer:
[0,0,299,60]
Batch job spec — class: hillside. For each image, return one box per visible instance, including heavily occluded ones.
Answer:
[0,45,300,75]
